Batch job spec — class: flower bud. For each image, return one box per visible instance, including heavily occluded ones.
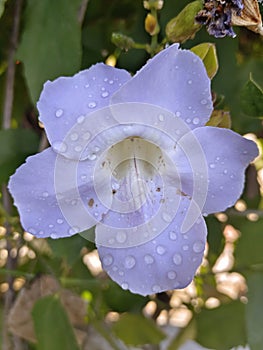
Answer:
[166,1,203,43]
[143,0,164,10]
[145,13,160,35]
[111,33,135,51]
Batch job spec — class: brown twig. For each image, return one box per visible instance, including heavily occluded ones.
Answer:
[1,0,24,349]
[78,0,89,24]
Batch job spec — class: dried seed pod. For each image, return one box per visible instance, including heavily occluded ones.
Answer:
[231,0,263,35]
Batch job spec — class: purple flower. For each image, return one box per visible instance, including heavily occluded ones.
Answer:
[8,44,257,296]
[195,0,244,38]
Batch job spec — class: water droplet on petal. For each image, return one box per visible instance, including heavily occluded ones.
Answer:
[108,238,115,245]
[193,117,199,125]
[116,232,127,243]
[70,133,79,141]
[186,118,191,123]
[49,224,54,228]
[169,231,177,240]
[175,111,181,117]
[209,163,215,169]
[57,219,64,224]
[88,101,97,109]
[87,154,97,161]
[83,132,91,140]
[201,99,207,105]
[77,115,85,124]
[188,80,192,85]
[68,226,79,235]
[109,80,114,84]
[103,254,113,266]
[152,285,161,293]
[182,245,189,251]
[193,240,205,253]
[158,114,164,122]
[162,212,172,223]
[42,191,49,197]
[28,227,36,235]
[144,254,154,264]
[173,253,182,265]
[156,245,166,255]
[53,141,67,153]
[74,145,82,153]
[51,233,58,238]
[167,271,177,280]
[101,91,109,98]
[121,282,129,290]
[124,255,136,269]
[223,169,228,174]
[55,109,63,117]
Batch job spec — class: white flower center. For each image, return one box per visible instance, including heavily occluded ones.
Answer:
[94,137,172,216]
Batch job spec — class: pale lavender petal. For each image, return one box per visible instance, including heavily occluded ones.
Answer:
[97,195,207,296]
[37,63,131,154]
[8,148,103,238]
[174,127,258,214]
[111,44,213,129]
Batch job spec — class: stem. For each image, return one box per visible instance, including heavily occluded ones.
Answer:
[149,7,159,55]
[2,0,23,129]
[1,0,24,349]
[78,0,89,24]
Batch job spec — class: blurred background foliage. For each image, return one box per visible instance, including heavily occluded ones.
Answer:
[0,0,263,349]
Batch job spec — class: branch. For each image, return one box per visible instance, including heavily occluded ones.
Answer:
[1,1,24,349]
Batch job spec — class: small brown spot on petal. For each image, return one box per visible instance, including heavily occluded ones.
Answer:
[88,199,94,207]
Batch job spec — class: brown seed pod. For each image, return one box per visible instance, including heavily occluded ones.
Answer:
[231,0,263,35]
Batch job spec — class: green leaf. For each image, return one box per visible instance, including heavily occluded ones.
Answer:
[102,283,148,313]
[112,313,165,346]
[191,43,219,79]
[165,1,203,43]
[47,234,88,266]
[0,0,7,19]
[246,272,263,350]
[0,129,39,184]
[233,217,263,267]
[17,0,82,103]
[205,216,224,265]
[32,295,80,350]
[196,301,246,350]
[206,110,231,128]
[240,74,263,117]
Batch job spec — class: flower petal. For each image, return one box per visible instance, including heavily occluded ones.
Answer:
[174,127,258,214]
[97,195,207,296]
[8,148,103,238]
[37,63,131,155]
[111,44,213,129]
